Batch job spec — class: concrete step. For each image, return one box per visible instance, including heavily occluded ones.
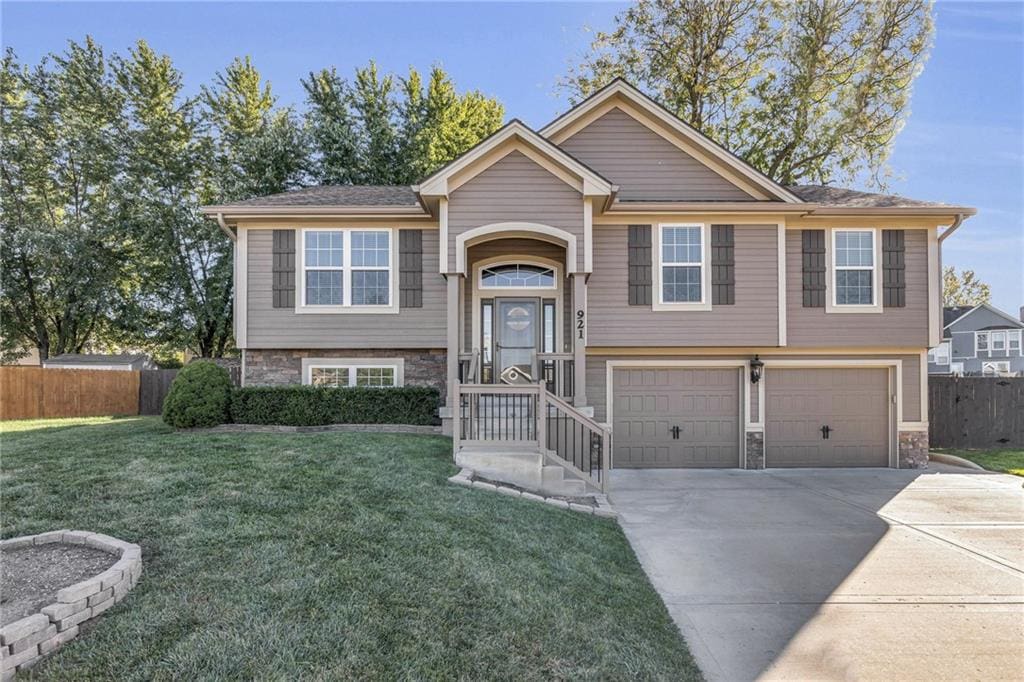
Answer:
[456,449,543,490]
[541,464,587,496]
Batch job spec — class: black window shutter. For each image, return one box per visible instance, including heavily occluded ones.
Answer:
[882,229,905,308]
[272,229,295,308]
[711,225,735,305]
[399,230,423,308]
[628,225,652,306]
[801,230,826,308]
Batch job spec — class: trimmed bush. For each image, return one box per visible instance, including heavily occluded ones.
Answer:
[162,361,234,428]
[229,385,440,426]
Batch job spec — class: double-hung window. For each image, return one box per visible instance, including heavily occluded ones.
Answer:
[977,331,990,356]
[658,224,707,306]
[928,341,950,366]
[1010,330,1022,354]
[301,229,393,310]
[833,230,876,306]
[991,330,1007,354]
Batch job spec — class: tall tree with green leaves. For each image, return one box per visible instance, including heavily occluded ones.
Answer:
[302,67,360,185]
[115,40,233,358]
[563,0,934,187]
[0,40,128,361]
[351,61,399,185]
[943,267,991,307]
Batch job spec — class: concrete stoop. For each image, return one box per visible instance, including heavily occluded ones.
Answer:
[454,447,594,497]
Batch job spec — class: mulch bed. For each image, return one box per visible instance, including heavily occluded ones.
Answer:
[1,544,117,626]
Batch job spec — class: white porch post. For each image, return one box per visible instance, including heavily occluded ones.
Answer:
[446,274,461,407]
[572,273,587,408]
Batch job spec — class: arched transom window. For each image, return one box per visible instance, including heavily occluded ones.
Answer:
[479,264,555,289]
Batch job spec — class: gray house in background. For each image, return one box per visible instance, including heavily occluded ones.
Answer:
[928,304,1024,376]
[42,353,157,371]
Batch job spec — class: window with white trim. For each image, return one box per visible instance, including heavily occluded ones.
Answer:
[833,230,875,305]
[301,229,392,308]
[982,361,1010,377]
[307,364,398,388]
[1010,330,1022,354]
[976,331,989,356]
[928,341,950,365]
[991,330,1007,353]
[660,225,704,303]
[479,264,555,289]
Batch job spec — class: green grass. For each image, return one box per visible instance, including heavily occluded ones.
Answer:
[1,417,699,680]
[932,447,1024,477]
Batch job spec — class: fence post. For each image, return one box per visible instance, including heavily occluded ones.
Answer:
[536,380,547,451]
[451,381,461,456]
[601,427,611,492]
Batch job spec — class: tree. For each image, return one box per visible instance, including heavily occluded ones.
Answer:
[943,267,991,307]
[351,61,399,185]
[114,40,234,358]
[301,67,360,185]
[563,0,934,188]
[0,40,128,360]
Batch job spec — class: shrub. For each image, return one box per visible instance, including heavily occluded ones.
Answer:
[162,361,234,428]
[229,385,440,426]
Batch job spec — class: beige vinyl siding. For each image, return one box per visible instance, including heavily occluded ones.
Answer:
[447,151,584,271]
[586,352,921,423]
[588,225,779,347]
[246,228,446,348]
[558,108,755,202]
[786,229,929,347]
[463,238,570,350]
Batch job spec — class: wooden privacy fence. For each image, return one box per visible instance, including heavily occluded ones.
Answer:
[0,367,140,421]
[929,376,1024,448]
[138,369,180,415]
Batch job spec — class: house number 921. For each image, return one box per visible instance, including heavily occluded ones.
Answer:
[576,309,585,340]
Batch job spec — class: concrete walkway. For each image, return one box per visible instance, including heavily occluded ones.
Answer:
[609,465,1024,681]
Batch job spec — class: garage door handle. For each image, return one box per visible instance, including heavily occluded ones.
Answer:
[671,426,681,440]
[820,425,832,439]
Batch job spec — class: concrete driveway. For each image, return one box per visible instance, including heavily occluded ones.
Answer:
[609,465,1024,681]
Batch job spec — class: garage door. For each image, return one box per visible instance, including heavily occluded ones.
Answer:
[765,368,890,467]
[612,368,740,468]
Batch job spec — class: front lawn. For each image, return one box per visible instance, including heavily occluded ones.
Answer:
[932,447,1024,477]
[1,417,699,680]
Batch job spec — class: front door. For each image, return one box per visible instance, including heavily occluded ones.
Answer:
[495,298,539,384]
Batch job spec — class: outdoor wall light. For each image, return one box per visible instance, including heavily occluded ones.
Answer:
[750,355,764,384]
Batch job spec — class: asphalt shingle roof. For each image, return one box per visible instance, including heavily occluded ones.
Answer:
[788,185,953,209]
[217,185,419,208]
[45,353,150,364]
[943,306,975,328]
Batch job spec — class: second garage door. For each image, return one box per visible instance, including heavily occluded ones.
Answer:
[765,367,890,467]
[612,367,741,468]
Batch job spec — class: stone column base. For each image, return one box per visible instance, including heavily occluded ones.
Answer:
[898,430,929,469]
[745,431,765,469]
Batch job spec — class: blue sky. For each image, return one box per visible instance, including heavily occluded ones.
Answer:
[3,1,1021,313]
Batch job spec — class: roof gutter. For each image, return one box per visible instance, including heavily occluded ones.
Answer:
[216,213,236,241]
[938,213,967,243]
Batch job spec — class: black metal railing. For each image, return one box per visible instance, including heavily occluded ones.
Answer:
[456,386,538,443]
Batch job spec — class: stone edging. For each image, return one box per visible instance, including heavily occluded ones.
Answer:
[447,468,618,519]
[189,423,442,435]
[928,452,986,471]
[0,531,142,679]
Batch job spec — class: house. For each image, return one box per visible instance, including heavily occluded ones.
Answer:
[201,79,974,491]
[929,304,1024,376]
[42,353,157,371]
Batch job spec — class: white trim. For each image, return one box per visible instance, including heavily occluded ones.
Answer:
[438,197,449,273]
[652,223,712,311]
[538,80,801,203]
[296,228,398,314]
[455,222,578,274]
[301,357,405,387]
[927,341,951,365]
[928,227,940,346]
[826,228,883,313]
[777,222,787,346]
[897,421,929,432]
[583,197,594,273]
[418,120,613,198]
[471,255,564,365]
[478,263,557,291]
[235,227,248,348]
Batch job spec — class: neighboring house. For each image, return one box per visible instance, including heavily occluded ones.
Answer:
[201,79,974,483]
[42,353,157,371]
[2,346,41,366]
[929,304,1024,377]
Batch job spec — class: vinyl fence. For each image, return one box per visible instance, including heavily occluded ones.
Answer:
[928,376,1024,448]
[0,367,140,420]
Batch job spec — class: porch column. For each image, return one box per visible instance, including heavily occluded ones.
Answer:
[446,274,461,407]
[572,273,587,408]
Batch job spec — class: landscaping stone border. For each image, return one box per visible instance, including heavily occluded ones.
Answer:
[0,531,142,680]
[447,468,618,519]
[191,423,443,435]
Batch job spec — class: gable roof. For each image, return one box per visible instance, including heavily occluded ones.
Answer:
[44,353,151,365]
[415,119,614,198]
[943,303,1024,330]
[207,185,418,209]
[540,78,802,204]
[789,185,960,210]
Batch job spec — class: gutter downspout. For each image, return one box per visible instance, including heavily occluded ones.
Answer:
[216,213,236,241]
[938,213,965,244]
[935,213,967,345]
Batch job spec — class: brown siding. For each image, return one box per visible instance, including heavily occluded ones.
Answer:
[588,225,779,347]
[447,151,584,271]
[246,228,446,348]
[463,238,571,351]
[558,108,755,201]
[587,353,921,423]
[785,229,929,347]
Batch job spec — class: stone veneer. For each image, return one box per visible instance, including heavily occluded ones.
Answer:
[0,531,142,680]
[898,430,929,469]
[244,349,447,400]
[745,431,765,469]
